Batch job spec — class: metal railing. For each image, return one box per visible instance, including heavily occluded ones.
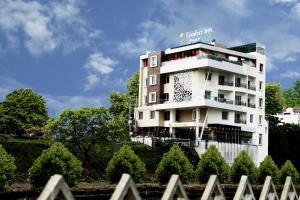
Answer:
[37,174,298,200]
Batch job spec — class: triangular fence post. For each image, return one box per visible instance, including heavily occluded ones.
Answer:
[161,174,189,200]
[110,174,141,200]
[201,175,225,200]
[37,174,74,200]
[233,175,256,200]
[259,176,279,200]
[280,176,298,200]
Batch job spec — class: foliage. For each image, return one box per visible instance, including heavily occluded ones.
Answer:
[279,160,300,184]
[230,151,257,183]
[0,135,48,174]
[0,144,16,191]
[0,88,48,136]
[258,156,279,183]
[126,71,140,108]
[196,145,230,183]
[265,83,284,116]
[282,79,300,107]
[155,145,193,184]
[45,107,112,167]
[105,145,146,183]
[28,142,82,188]
[269,122,300,177]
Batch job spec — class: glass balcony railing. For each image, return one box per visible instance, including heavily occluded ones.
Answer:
[235,82,247,88]
[235,118,247,124]
[219,81,234,86]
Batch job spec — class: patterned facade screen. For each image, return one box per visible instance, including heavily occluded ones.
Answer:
[174,71,192,102]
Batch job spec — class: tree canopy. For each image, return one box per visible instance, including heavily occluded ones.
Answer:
[283,79,300,107]
[0,88,48,135]
[265,83,284,116]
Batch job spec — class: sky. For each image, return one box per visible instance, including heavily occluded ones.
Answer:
[0,0,300,116]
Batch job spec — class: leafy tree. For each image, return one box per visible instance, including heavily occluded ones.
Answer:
[279,160,299,184]
[0,88,48,135]
[105,145,145,183]
[283,80,300,107]
[295,80,300,97]
[258,156,279,183]
[265,83,284,116]
[196,145,230,183]
[155,145,193,184]
[126,71,139,108]
[230,151,257,183]
[0,145,16,191]
[28,142,83,188]
[45,107,111,166]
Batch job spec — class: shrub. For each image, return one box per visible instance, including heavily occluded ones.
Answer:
[155,145,193,184]
[105,145,146,183]
[0,145,16,191]
[279,160,300,184]
[28,142,83,188]
[258,156,279,183]
[196,145,230,183]
[230,150,257,183]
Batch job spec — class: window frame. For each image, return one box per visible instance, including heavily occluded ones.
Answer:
[150,55,158,68]
[150,111,155,119]
[149,75,157,85]
[149,92,157,103]
[138,111,143,120]
[222,111,229,120]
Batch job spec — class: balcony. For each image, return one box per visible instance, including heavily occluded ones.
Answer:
[235,118,247,124]
[248,103,256,108]
[235,82,247,88]
[248,85,256,91]
[219,81,234,86]
[235,101,247,106]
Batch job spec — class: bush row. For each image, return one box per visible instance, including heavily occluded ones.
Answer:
[0,143,299,191]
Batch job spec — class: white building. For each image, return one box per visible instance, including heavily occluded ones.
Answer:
[132,41,268,166]
[276,108,300,125]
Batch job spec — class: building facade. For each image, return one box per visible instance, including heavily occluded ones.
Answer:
[275,107,300,125]
[132,42,268,165]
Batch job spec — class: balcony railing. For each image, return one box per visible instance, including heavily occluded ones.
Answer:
[248,85,256,91]
[219,81,234,86]
[206,54,243,66]
[248,103,256,108]
[235,101,247,106]
[235,118,247,124]
[235,82,247,88]
[205,96,234,104]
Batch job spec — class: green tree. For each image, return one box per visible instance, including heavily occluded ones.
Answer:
[0,145,16,191]
[283,80,300,107]
[105,145,146,183]
[126,71,139,108]
[28,142,83,188]
[45,107,111,166]
[279,160,299,184]
[155,145,193,184]
[265,83,284,116]
[258,156,279,183]
[230,151,257,183]
[0,88,48,135]
[196,145,230,183]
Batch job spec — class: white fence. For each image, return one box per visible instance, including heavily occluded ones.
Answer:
[37,174,299,200]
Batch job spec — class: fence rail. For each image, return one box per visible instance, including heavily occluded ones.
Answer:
[34,174,299,200]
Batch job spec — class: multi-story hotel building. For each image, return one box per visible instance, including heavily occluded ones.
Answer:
[132,41,268,165]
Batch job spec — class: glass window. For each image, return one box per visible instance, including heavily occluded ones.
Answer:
[250,114,253,123]
[222,111,228,120]
[164,111,170,121]
[149,75,157,85]
[192,110,197,121]
[150,111,155,119]
[205,91,211,99]
[205,72,212,80]
[138,112,143,120]
[163,93,169,101]
[259,81,263,90]
[259,115,262,125]
[259,98,263,108]
[150,56,158,67]
[259,63,263,72]
[149,92,156,103]
[259,134,262,145]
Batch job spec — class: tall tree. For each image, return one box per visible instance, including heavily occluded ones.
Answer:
[0,88,48,135]
[265,83,284,116]
[45,107,111,165]
[126,71,140,108]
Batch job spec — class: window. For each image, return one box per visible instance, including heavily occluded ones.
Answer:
[150,55,158,67]
[149,75,157,85]
[164,111,170,121]
[163,93,169,101]
[259,81,263,90]
[205,91,211,99]
[192,110,197,121]
[259,115,262,125]
[150,111,155,119]
[205,72,212,80]
[149,92,156,103]
[259,98,263,108]
[222,111,228,120]
[259,134,262,145]
[259,63,264,72]
[250,114,254,123]
[138,112,143,120]
[162,75,169,84]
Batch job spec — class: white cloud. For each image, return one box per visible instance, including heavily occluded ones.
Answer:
[83,52,117,91]
[218,0,250,16]
[281,71,300,79]
[45,94,102,116]
[271,0,298,4]
[0,0,100,56]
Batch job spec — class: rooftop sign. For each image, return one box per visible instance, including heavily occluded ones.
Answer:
[179,27,213,45]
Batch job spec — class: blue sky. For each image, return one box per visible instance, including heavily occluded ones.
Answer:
[0,0,300,116]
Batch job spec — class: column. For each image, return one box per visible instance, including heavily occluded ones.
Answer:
[169,109,176,138]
